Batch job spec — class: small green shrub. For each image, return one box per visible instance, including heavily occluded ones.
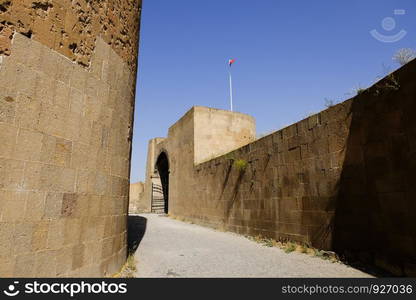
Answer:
[356,88,366,95]
[324,98,335,108]
[234,159,248,171]
[224,153,235,161]
[112,254,137,278]
[284,242,296,253]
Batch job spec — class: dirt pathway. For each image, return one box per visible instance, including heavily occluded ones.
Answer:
[130,214,371,278]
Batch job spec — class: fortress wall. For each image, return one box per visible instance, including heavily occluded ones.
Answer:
[168,60,416,276]
[193,107,256,164]
[0,1,141,277]
[0,0,140,70]
[141,107,256,216]
[129,182,145,214]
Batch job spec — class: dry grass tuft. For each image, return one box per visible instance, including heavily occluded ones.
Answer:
[245,234,340,262]
[112,254,137,278]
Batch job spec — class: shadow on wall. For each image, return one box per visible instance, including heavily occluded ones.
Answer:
[329,62,416,276]
[128,216,147,254]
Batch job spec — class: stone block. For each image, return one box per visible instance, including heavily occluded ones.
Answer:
[288,147,301,161]
[0,124,17,158]
[24,191,45,221]
[69,87,85,115]
[14,253,35,277]
[23,161,42,190]
[88,195,102,217]
[55,56,72,84]
[31,221,49,251]
[14,129,43,161]
[0,257,15,277]
[56,246,73,276]
[0,222,14,257]
[60,167,76,192]
[63,111,81,141]
[15,93,41,129]
[61,193,77,217]
[85,76,100,97]
[73,194,89,218]
[1,191,27,222]
[54,138,72,167]
[10,33,35,66]
[99,196,112,216]
[104,216,115,236]
[47,219,65,249]
[78,118,92,145]
[0,159,25,191]
[54,81,71,109]
[39,135,55,164]
[87,108,103,136]
[101,237,114,260]
[69,65,87,91]
[15,63,37,97]
[90,53,103,80]
[328,132,347,153]
[14,222,34,254]
[39,164,60,191]
[63,218,81,246]
[44,192,63,219]
[71,142,89,169]
[75,169,89,193]
[25,39,43,70]
[96,149,111,173]
[35,72,57,105]
[35,250,57,277]
[0,92,16,124]
[72,244,85,271]
[0,57,18,89]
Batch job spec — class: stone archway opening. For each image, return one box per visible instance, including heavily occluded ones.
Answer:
[155,152,169,214]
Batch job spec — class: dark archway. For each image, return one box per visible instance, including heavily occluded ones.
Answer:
[155,152,169,214]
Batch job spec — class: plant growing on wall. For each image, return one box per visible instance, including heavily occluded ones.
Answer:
[393,48,416,66]
[324,98,336,108]
[373,73,400,96]
[224,152,235,161]
[352,85,367,95]
[234,159,248,171]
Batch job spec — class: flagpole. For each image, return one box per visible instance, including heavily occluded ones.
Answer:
[228,69,233,111]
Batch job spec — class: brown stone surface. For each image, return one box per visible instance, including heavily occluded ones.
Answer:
[142,60,416,276]
[0,0,141,70]
[0,29,137,277]
[129,181,145,214]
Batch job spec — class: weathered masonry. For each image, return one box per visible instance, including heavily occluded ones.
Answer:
[137,60,416,276]
[0,1,141,277]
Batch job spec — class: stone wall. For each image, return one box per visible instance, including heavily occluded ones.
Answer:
[0,0,141,277]
[146,60,416,276]
[0,0,140,69]
[140,107,256,214]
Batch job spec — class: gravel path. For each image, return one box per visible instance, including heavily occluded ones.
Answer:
[132,213,371,278]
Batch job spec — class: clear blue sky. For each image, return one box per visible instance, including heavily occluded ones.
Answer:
[130,0,415,182]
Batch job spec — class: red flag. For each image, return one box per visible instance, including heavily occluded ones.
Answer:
[228,59,235,66]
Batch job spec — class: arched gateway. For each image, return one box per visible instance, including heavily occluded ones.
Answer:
[152,152,169,214]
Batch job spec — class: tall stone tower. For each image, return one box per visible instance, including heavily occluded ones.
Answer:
[0,1,141,277]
